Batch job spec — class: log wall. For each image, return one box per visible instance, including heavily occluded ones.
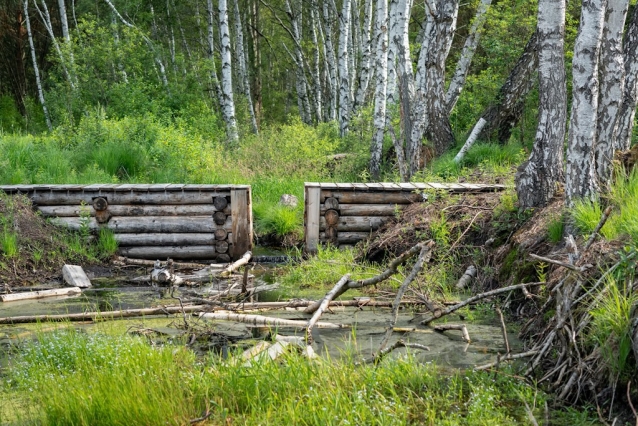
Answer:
[304,182,506,253]
[0,184,253,262]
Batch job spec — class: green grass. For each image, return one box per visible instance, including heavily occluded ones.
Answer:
[0,327,593,426]
[547,214,565,244]
[0,230,18,258]
[97,228,118,257]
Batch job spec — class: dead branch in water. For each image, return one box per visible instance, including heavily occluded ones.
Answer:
[199,312,347,329]
[434,324,471,343]
[474,350,537,371]
[220,251,252,277]
[496,307,510,354]
[362,339,430,365]
[305,274,350,337]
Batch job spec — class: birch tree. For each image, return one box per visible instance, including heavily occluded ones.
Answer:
[206,0,222,105]
[23,0,52,130]
[516,0,567,208]
[595,0,629,186]
[615,3,638,151]
[565,0,606,206]
[353,0,373,111]
[338,0,352,136]
[322,1,338,122]
[218,0,239,142]
[285,0,312,125]
[233,0,258,134]
[34,0,74,88]
[370,0,388,179]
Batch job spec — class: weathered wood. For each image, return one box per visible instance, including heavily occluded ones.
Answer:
[199,312,346,329]
[305,186,321,254]
[28,190,232,205]
[1,287,82,302]
[319,231,370,244]
[118,246,216,260]
[324,197,340,210]
[213,196,228,210]
[62,265,92,288]
[112,256,209,269]
[52,216,231,233]
[230,188,253,259]
[220,251,252,277]
[116,233,215,246]
[325,227,338,243]
[305,275,350,333]
[320,204,405,216]
[213,212,227,225]
[216,254,231,263]
[216,240,229,253]
[324,209,340,226]
[37,204,231,217]
[320,215,387,231]
[434,324,471,343]
[214,229,228,240]
[319,190,424,204]
[0,305,208,323]
[93,197,108,211]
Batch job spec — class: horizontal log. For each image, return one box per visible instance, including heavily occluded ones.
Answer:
[319,231,371,244]
[319,216,388,232]
[115,233,215,246]
[118,246,217,260]
[1,287,82,302]
[51,216,232,233]
[319,190,425,204]
[320,204,406,217]
[28,190,231,206]
[37,204,231,217]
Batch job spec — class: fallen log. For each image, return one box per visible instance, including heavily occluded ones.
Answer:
[305,274,350,335]
[455,265,477,290]
[1,287,82,302]
[112,256,210,269]
[0,305,207,323]
[434,324,471,343]
[220,251,252,277]
[362,339,430,365]
[199,312,346,329]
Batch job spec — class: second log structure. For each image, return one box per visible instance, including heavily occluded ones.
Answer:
[0,184,253,262]
[304,182,506,253]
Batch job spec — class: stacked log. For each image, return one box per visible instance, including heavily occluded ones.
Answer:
[304,182,505,253]
[0,184,252,262]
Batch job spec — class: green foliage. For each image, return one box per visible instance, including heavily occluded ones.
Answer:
[97,228,119,258]
[430,212,451,248]
[547,214,565,243]
[0,96,24,132]
[0,230,18,259]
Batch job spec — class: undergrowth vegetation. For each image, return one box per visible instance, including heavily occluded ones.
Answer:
[0,328,595,426]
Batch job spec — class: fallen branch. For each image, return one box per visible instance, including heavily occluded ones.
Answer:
[1,287,82,302]
[496,307,510,354]
[220,251,252,277]
[199,312,347,329]
[362,339,430,364]
[528,253,591,272]
[434,324,471,342]
[582,206,613,255]
[378,242,435,350]
[474,350,538,371]
[305,242,432,314]
[305,274,350,334]
[417,282,545,325]
[113,256,210,269]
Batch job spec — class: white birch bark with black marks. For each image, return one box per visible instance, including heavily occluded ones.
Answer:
[386,0,399,105]
[218,0,239,142]
[57,0,77,85]
[354,0,373,111]
[565,0,606,206]
[322,1,338,122]
[370,0,388,179]
[286,0,313,125]
[310,1,322,122]
[111,12,128,83]
[206,0,222,105]
[34,0,74,88]
[350,0,359,96]
[338,0,352,136]
[595,0,629,186]
[616,4,638,151]
[446,0,492,113]
[515,0,567,208]
[233,0,258,134]
[24,0,52,130]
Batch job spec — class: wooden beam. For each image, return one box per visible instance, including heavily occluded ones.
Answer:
[51,216,231,233]
[230,188,253,260]
[37,204,230,217]
[305,186,321,254]
[118,246,217,260]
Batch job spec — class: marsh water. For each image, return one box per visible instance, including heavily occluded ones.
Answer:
[0,260,519,369]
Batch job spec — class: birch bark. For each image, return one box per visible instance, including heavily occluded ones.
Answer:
[516,0,567,208]
[616,4,638,151]
[34,0,74,88]
[233,0,258,134]
[565,0,606,206]
[354,0,373,111]
[206,0,222,105]
[323,1,338,121]
[285,0,312,124]
[310,1,323,122]
[218,0,239,142]
[370,0,388,179]
[595,0,629,186]
[338,0,352,136]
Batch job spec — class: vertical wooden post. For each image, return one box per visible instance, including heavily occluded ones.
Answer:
[305,183,321,254]
[230,186,253,260]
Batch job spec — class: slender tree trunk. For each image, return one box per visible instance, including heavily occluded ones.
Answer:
[474,30,539,143]
[206,0,222,106]
[386,0,399,105]
[370,0,388,179]
[354,0,373,111]
[566,0,606,206]
[595,0,629,186]
[218,0,239,142]
[233,0,258,134]
[34,0,74,88]
[250,0,262,125]
[286,0,313,125]
[338,0,352,136]
[310,1,322,122]
[23,0,52,130]
[516,0,567,209]
[446,0,492,113]
[57,0,70,41]
[616,4,638,151]
[323,1,338,121]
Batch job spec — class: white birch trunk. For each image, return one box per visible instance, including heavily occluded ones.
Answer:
[206,0,222,105]
[516,0,567,208]
[338,0,352,136]
[446,0,492,113]
[24,0,52,131]
[354,0,373,111]
[286,0,313,125]
[616,4,638,151]
[218,0,239,142]
[565,0,606,206]
[310,1,323,122]
[386,0,399,105]
[34,0,74,88]
[233,0,258,134]
[595,0,629,186]
[111,12,128,83]
[57,0,77,85]
[350,0,359,96]
[370,0,388,179]
[323,1,338,121]
[453,117,487,164]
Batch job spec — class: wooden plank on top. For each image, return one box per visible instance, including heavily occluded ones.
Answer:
[379,183,402,190]
[304,186,321,254]
[148,184,171,191]
[305,182,320,187]
[82,184,105,191]
[427,182,448,190]
[352,183,369,190]
[166,184,186,190]
[335,183,353,189]
[398,183,417,190]
[130,184,152,191]
[114,184,137,191]
[363,183,384,189]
